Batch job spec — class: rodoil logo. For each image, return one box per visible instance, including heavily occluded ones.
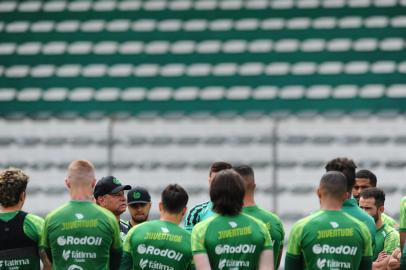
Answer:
[312,244,357,255]
[57,236,102,246]
[137,244,183,261]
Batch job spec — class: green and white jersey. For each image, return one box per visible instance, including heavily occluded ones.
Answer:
[0,211,44,270]
[120,220,193,270]
[373,223,399,260]
[40,201,122,270]
[242,205,284,269]
[400,196,406,233]
[343,198,376,244]
[184,201,214,232]
[192,213,273,270]
[381,213,398,229]
[285,210,373,270]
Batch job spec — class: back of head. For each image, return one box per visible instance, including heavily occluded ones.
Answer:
[360,187,385,207]
[161,184,189,214]
[319,171,348,200]
[356,169,377,186]
[209,161,232,177]
[210,169,245,216]
[325,157,357,192]
[0,167,29,207]
[67,160,95,186]
[233,165,255,192]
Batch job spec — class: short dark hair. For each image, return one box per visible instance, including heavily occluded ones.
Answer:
[356,169,377,186]
[360,187,385,207]
[161,184,189,214]
[325,157,357,192]
[210,169,245,216]
[233,165,255,191]
[209,161,232,176]
[0,168,29,207]
[319,171,348,200]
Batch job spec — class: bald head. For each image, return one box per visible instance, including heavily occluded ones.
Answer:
[67,160,95,186]
[319,171,348,200]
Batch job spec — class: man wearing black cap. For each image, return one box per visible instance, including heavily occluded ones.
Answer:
[94,176,131,239]
[126,186,151,228]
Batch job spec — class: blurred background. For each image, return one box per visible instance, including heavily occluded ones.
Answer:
[0,0,405,264]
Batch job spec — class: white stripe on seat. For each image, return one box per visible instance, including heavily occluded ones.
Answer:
[31,65,55,77]
[134,64,159,77]
[43,88,68,101]
[160,64,185,77]
[371,61,396,74]
[95,88,120,101]
[118,1,141,10]
[121,88,146,101]
[0,88,16,101]
[56,65,81,77]
[69,88,94,101]
[19,1,42,12]
[81,64,107,77]
[0,43,16,55]
[359,85,385,98]
[380,38,404,51]
[5,65,30,78]
[56,20,80,32]
[93,42,118,54]
[68,1,91,12]
[0,2,16,12]
[108,64,133,77]
[43,1,66,12]
[31,21,54,32]
[119,41,143,54]
[18,88,42,101]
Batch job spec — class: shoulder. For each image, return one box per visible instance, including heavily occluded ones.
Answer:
[192,214,218,234]
[44,202,70,222]
[25,213,44,227]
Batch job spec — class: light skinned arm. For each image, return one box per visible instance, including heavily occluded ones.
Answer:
[193,253,212,270]
[258,249,274,270]
[400,232,405,251]
[387,248,401,270]
[39,249,52,270]
[372,252,389,270]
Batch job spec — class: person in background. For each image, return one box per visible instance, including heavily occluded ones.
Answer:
[126,186,151,228]
[94,175,131,240]
[0,167,51,270]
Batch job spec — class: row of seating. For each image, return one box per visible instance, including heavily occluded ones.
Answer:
[1,134,406,146]
[0,0,403,13]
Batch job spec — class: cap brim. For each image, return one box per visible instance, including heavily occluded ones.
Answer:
[127,200,150,205]
[110,185,131,194]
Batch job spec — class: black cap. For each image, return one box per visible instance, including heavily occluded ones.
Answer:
[93,176,131,198]
[127,187,151,205]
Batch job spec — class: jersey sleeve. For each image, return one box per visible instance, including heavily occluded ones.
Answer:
[359,223,373,257]
[400,197,406,232]
[191,222,208,254]
[383,230,400,255]
[257,219,273,250]
[39,216,50,249]
[24,213,44,244]
[286,222,303,256]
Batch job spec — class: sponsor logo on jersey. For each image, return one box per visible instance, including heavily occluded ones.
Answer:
[161,227,169,233]
[218,259,250,269]
[317,258,351,269]
[330,221,339,228]
[145,260,174,270]
[229,221,238,228]
[317,228,353,239]
[218,226,252,239]
[67,265,84,270]
[0,259,30,267]
[140,259,148,269]
[137,244,183,261]
[215,244,256,255]
[62,249,97,261]
[312,244,357,255]
[57,236,102,246]
[75,213,84,220]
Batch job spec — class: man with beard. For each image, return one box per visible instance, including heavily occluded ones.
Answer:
[126,187,151,228]
[359,188,399,266]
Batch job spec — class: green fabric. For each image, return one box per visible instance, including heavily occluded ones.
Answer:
[382,213,398,229]
[191,213,272,269]
[184,201,214,233]
[373,223,399,260]
[286,209,372,270]
[343,198,376,244]
[0,211,43,270]
[242,205,284,269]
[40,200,122,270]
[400,196,406,232]
[121,220,193,270]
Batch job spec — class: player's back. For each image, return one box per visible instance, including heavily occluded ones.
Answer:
[192,213,273,270]
[41,201,122,270]
[242,205,284,269]
[342,198,376,241]
[286,209,372,270]
[123,220,193,270]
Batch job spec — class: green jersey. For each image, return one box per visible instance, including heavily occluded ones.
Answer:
[242,205,284,269]
[373,223,399,260]
[192,213,273,270]
[285,210,373,270]
[184,201,214,232]
[0,211,43,270]
[120,220,193,270]
[382,213,398,229]
[40,201,122,270]
[400,196,406,233]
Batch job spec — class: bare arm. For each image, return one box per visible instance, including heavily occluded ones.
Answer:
[400,232,405,251]
[39,249,52,270]
[258,249,274,270]
[193,253,212,270]
[387,248,401,270]
[371,252,389,270]
[276,246,283,269]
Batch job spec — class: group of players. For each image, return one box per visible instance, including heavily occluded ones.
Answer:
[0,157,405,270]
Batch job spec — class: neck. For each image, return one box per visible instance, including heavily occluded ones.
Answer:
[320,199,343,211]
[243,193,256,207]
[376,215,383,229]
[70,186,94,201]
[160,212,182,225]
[0,204,22,213]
